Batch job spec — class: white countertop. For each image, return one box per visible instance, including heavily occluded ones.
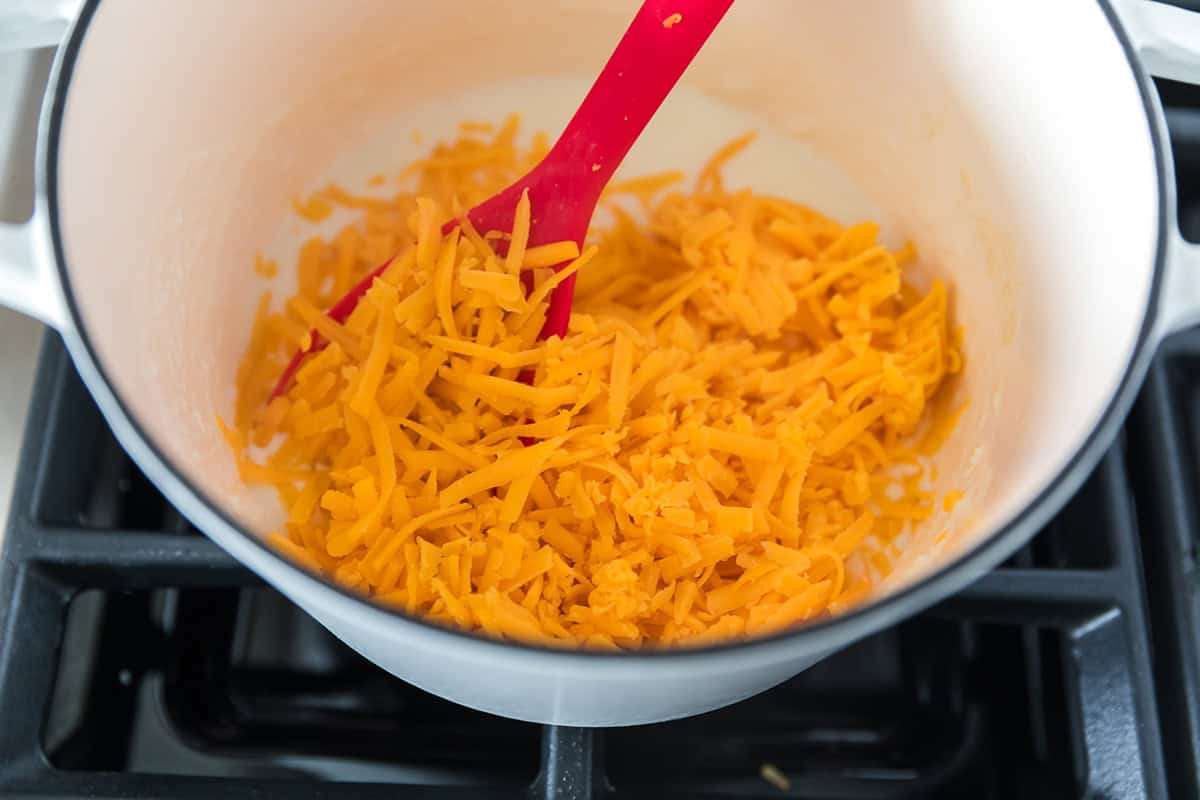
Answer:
[0,49,54,541]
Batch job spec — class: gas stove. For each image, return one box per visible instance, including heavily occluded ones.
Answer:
[4,80,1200,800]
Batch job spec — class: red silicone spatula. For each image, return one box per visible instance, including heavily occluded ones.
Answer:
[272,0,733,399]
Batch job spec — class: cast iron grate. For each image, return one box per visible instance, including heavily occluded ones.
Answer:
[0,327,1169,800]
[1126,103,1200,800]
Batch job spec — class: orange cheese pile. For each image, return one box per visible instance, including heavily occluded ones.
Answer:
[228,116,962,649]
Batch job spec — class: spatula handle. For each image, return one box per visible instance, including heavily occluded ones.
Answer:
[549,0,734,203]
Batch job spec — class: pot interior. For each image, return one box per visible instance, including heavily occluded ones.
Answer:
[56,0,1159,610]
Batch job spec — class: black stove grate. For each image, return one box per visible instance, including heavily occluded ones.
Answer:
[9,95,1200,800]
[1125,103,1200,800]
[0,306,1172,800]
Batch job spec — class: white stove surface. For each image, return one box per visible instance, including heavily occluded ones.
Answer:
[0,49,55,540]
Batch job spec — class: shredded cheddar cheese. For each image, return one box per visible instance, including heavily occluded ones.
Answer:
[229,116,962,649]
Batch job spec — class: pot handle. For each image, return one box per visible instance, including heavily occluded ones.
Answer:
[1116,0,1200,336]
[0,0,78,328]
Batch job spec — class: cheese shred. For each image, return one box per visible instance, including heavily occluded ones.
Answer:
[229,116,963,649]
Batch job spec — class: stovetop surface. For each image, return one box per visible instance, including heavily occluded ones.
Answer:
[1,334,1171,799]
[5,75,1200,800]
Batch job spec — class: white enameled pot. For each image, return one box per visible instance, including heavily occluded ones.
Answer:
[1,0,1199,727]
